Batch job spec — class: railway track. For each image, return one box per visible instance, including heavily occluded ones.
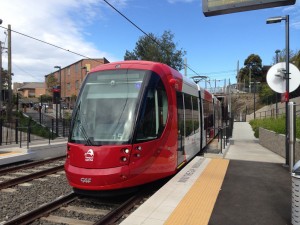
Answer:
[0,157,65,190]
[0,155,167,225]
[2,185,158,225]
[0,156,65,175]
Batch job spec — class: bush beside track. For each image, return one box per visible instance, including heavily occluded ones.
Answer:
[249,116,300,139]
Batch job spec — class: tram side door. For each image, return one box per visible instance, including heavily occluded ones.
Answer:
[176,92,185,166]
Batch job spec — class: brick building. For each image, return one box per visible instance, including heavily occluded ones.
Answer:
[45,58,109,106]
[14,82,46,97]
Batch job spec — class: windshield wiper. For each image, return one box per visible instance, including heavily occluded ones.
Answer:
[78,124,97,146]
[71,102,100,146]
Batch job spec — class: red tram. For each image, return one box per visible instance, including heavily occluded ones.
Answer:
[64,60,221,194]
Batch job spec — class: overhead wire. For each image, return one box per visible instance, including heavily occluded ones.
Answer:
[12,62,44,81]
[0,2,213,78]
[103,0,200,76]
[0,25,103,63]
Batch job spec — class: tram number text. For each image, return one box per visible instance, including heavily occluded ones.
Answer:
[80,178,92,183]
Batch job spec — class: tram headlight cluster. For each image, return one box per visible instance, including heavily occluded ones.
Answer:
[120,148,131,163]
[123,148,130,154]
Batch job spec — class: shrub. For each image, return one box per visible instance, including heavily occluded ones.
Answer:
[249,116,300,139]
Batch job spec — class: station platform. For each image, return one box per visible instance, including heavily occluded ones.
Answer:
[121,122,291,225]
[0,138,67,166]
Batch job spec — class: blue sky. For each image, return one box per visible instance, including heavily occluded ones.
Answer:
[0,0,299,87]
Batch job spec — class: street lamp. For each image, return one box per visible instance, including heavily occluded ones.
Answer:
[251,81,260,119]
[266,15,290,166]
[54,66,62,119]
[275,49,281,117]
[39,94,43,124]
[81,66,89,84]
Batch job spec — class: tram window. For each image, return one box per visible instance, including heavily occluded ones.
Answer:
[177,92,184,137]
[158,84,168,130]
[192,96,199,133]
[203,99,213,130]
[184,94,193,137]
[135,78,168,142]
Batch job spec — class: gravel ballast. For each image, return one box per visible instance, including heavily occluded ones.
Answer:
[0,171,72,222]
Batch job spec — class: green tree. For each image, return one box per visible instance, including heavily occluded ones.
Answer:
[291,50,300,69]
[244,54,263,82]
[237,54,263,91]
[237,67,249,86]
[124,30,186,71]
[1,68,9,90]
[259,84,276,104]
[38,94,52,103]
[272,49,295,64]
[45,74,58,95]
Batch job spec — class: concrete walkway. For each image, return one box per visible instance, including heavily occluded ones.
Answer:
[225,122,285,163]
[0,138,67,165]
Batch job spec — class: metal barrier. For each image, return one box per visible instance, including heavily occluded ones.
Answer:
[17,126,30,149]
[248,104,300,120]
[218,125,231,153]
[0,117,71,148]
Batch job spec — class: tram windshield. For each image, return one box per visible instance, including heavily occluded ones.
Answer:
[70,69,148,145]
[70,68,169,146]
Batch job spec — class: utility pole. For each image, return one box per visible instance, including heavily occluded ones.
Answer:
[249,68,252,93]
[7,24,12,121]
[237,60,239,90]
[228,79,231,119]
[184,58,187,76]
[254,80,256,119]
[275,49,280,118]
[0,41,2,112]
[0,20,2,114]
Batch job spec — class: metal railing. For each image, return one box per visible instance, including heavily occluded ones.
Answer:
[248,104,300,120]
[0,117,71,148]
[217,126,231,153]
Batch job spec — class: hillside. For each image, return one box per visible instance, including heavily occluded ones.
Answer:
[231,92,263,120]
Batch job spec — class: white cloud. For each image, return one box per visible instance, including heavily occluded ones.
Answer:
[167,0,195,3]
[0,0,127,83]
[282,1,300,29]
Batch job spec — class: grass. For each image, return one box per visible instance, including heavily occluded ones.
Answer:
[249,116,300,139]
[6,111,56,139]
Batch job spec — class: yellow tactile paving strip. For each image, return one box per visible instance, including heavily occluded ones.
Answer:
[164,158,229,225]
[0,152,21,157]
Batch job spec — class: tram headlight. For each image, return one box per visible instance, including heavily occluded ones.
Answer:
[121,157,127,162]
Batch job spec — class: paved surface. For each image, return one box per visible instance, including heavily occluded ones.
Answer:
[0,122,293,224]
[121,122,292,225]
[209,160,291,225]
[210,122,291,225]
[226,122,285,163]
[0,138,67,165]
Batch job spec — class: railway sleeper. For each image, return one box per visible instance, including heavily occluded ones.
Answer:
[40,215,94,225]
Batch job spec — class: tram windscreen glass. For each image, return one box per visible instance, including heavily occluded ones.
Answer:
[70,69,147,144]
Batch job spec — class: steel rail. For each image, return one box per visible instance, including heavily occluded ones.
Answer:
[94,185,159,225]
[93,193,143,225]
[0,165,64,189]
[0,156,65,176]
[2,192,77,225]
